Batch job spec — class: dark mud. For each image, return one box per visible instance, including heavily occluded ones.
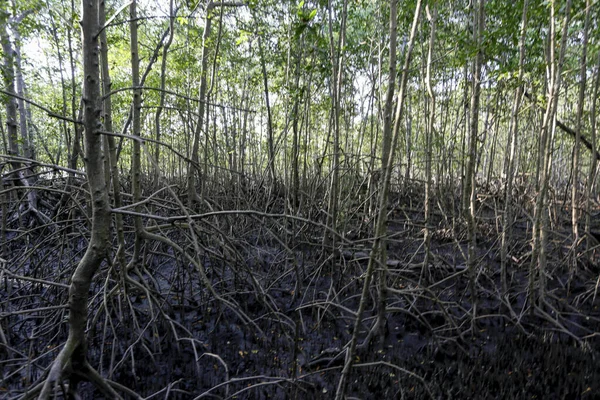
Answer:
[2,188,600,399]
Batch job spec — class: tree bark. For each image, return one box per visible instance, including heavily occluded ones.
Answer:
[570,0,589,274]
[0,10,41,221]
[585,52,600,252]
[257,34,277,186]
[187,5,214,206]
[501,0,528,295]
[187,2,243,206]
[1,10,20,176]
[334,1,423,398]
[423,2,437,282]
[130,0,144,263]
[38,0,113,396]
[465,0,485,329]
[154,0,177,185]
[323,0,347,253]
[528,0,572,308]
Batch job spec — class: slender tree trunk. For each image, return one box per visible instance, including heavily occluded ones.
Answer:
[423,2,437,281]
[9,12,33,163]
[67,0,82,173]
[38,0,114,396]
[529,0,572,308]
[188,2,242,205]
[1,12,20,175]
[130,0,144,264]
[368,0,397,340]
[257,34,277,186]
[323,0,347,253]
[52,0,83,218]
[501,0,528,295]
[380,0,397,200]
[335,2,422,398]
[206,3,225,186]
[0,11,43,222]
[154,0,177,185]
[585,52,600,252]
[365,69,378,222]
[570,0,589,275]
[187,6,214,206]
[465,0,485,329]
[460,61,469,214]
[290,37,303,213]
[240,81,249,186]
[99,0,127,273]
[404,102,413,182]
[45,4,69,167]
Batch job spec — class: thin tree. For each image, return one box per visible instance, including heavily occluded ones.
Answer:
[323,0,347,253]
[585,52,600,252]
[529,0,572,308]
[99,0,127,272]
[0,9,21,181]
[8,8,34,162]
[257,32,277,186]
[0,8,42,222]
[188,2,217,206]
[570,0,590,277]
[130,0,144,265]
[465,0,485,328]
[154,0,177,185]
[36,0,118,396]
[188,1,243,205]
[335,1,423,398]
[501,0,528,295]
[423,1,437,281]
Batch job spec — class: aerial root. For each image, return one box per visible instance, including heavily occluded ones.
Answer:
[20,339,135,400]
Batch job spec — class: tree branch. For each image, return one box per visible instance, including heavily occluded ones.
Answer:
[524,91,600,160]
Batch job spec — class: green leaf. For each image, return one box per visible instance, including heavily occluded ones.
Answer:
[236,30,249,46]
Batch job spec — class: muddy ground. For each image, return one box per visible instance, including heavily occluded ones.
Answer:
[1,184,600,399]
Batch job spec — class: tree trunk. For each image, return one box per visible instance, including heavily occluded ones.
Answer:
[501,0,528,295]
[99,0,127,272]
[465,0,485,329]
[585,52,600,252]
[130,0,144,263]
[1,11,20,177]
[290,36,303,213]
[570,0,589,276]
[188,2,242,205]
[529,0,572,308]
[323,0,347,253]
[39,0,114,396]
[423,2,437,282]
[187,5,214,206]
[0,10,41,221]
[335,1,422,398]
[154,0,177,185]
